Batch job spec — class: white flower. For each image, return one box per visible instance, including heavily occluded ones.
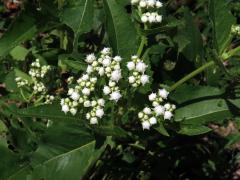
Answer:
[110,91,122,102]
[158,89,169,99]
[139,0,147,7]
[96,109,104,118]
[98,67,105,76]
[140,74,149,85]
[149,117,157,125]
[149,93,157,101]
[90,77,97,83]
[86,54,96,63]
[71,92,80,101]
[97,99,105,106]
[86,113,91,119]
[164,111,173,120]
[136,62,147,73]
[164,103,171,111]
[141,15,148,23]
[148,14,156,23]
[156,1,163,8]
[154,105,165,116]
[152,101,159,107]
[86,65,93,74]
[90,117,98,124]
[131,0,139,5]
[91,100,97,107]
[172,104,176,110]
[138,112,144,118]
[142,121,151,130]
[101,48,111,55]
[127,61,135,70]
[113,56,122,62]
[143,107,151,115]
[103,86,111,95]
[128,76,136,84]
[62,105,69,114]
[147,0,155,7]
[68,88,74,95]
[82,74,89,81]
[102,57,111,67]
[156,15,162,23]
[82,88,90,96]
[70,108,77,115]
[111,70,122,82]
[84,100,91,107]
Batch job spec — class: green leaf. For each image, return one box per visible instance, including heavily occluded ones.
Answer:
[0,14,37,59]
[154,122,170,136]
[10,46,29,61]
[170,85,224,104]
[103,0,138,59]
[175,9,203,61]
[178,124,212,136]
[228,99,240,109]
[61,0,94,49]
[14,68,33,84]
[209,0,236,54]
[175,99,232,124]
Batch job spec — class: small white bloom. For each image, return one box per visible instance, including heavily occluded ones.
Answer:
[142,121,151,130]
[90,77,97,83]
[82,88,90,96]
[86,113,91,119]
[149,93,157,101]
[102,57,111,67]
[138,112,144,119]
[172,104,176,110]
[140,74,149,85]
[164,103,171,110]
[149,117,157,125]
[98,67,105,76]
[62,105,69,114]
[155,15,163,23]
[96,108,104,118]
[128,76,136,84]
[109,81,116,87]
[111,70,122,82]
[113,56,122,62]
[148,14,156,23]
[86,65,93,74]
[70,108,77,115]
[91,100,97,107]
[143,107,151,115]
[97,99,105,106]
[141,15,148,23]
[84,100,91,107]
[164,111,173,120]
[71,92,80,101]
[110,91,122,102]
[101,48,111,55]
[139,0,147,7]
[127,61,135,70]
[155,1,163,8]
[86,54,96,63]
[90,117,98,124]
[68,88,74,95]
[158,89,169,99]
[152,101,159,107]
[103,86,111,95]
[82,74,89,81]
[154,105,165,116]
[136,62,147,73]
[131,0,139,5]
[147,0,155,7]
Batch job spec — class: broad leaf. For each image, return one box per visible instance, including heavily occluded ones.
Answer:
[103,0,138,59]
[178,124,212,136]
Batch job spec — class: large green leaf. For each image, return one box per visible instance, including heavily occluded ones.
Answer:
[0,14,37,59]
[170,85,224,104]
[103,0,138,59]
[61,0,94,49]
[209,0,236,54]
[175,99,232,124]
[178,124,212,136]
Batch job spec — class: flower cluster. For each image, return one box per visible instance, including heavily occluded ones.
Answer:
[86,99,105,124]
[131,0,163,24]
[127,55,150,87]
[231,25,240,37]
[61,98,78,115]
[138,89,176,130]
[85,48,122,102]
[15,59,54,104]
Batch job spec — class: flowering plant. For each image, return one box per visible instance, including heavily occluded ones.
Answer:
[0,0,240,179]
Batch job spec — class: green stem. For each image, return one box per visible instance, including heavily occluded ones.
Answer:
[137,37,146,57]
[169,61,215,92]
[20,89,30,102]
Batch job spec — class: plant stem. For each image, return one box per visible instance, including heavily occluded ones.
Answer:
[20,89,30,102]
[169,61,215,92]
[137,37,146,57]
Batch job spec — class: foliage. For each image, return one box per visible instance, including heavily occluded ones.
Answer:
[0,0,240,179]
